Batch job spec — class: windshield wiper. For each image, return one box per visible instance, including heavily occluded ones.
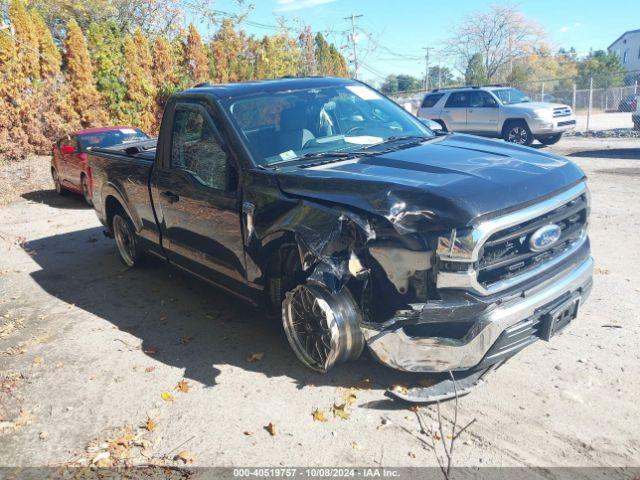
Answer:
[266,150,366,168]
[363,135,431,149]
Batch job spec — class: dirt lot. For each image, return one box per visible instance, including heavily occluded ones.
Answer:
[1,137,639,471]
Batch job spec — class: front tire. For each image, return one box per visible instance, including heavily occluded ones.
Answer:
[503,121,533,146]
[282,283,365,373]
[537,133,563,145]
[112,213,143,267]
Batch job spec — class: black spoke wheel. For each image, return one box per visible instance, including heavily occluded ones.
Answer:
[113,214,140,267]
[282,283,364,372]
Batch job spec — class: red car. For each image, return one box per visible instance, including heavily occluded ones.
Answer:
[51,127,149,204]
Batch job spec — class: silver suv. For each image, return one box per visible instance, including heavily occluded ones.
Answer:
[417,86,576,146]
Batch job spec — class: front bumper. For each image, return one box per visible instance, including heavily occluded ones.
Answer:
[529,115,576,135]
[361,256,593,373]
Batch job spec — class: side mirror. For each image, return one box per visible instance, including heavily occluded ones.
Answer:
[419,117,444,133]
[61,145,76,154]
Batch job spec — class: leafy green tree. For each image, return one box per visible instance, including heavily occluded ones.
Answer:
[380,75,399,93]
[87,21,126,119]
[577,50,626,89]
[465,53,488,85]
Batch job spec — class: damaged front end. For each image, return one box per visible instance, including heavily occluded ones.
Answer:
[246,171,593,400]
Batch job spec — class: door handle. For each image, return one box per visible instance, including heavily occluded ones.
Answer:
[160,191,179,204]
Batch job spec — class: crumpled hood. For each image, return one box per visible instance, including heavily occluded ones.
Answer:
[274,134,585,232]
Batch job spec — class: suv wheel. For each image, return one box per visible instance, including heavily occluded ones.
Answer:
[282,283,365,373]
[537,133,563,145]
[503,121,533,146]
[113,213,142,267]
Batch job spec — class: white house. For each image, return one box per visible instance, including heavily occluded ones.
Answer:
[608,29,640,72]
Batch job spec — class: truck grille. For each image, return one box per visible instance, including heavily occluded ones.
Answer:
[476,193,588,289]
[553,107,572,117]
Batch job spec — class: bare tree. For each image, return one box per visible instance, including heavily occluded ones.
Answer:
[446,4,545,82]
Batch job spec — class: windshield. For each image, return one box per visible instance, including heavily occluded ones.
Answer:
[78,128,149,150]
[493,88,531,105]
[222,84,432,166]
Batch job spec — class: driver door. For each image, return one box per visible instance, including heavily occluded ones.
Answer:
[152,102,247,293]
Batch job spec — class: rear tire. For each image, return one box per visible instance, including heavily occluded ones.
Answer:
[282,283,365,373]
[503,120,533,146]
[112,213,143,268]
[81,175,92,205]
[537,133,563,145]
[52,168,66,195]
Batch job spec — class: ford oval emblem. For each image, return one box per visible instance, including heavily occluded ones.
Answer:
[530,224,562,252]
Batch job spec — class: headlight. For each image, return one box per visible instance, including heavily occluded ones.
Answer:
[532,109,551,119]
[436,228,477,261]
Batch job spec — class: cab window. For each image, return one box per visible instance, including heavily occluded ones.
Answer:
[170,106,230,191]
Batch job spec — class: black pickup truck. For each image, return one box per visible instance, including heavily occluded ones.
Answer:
[88,77,593,400]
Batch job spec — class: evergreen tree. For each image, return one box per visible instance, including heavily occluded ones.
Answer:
[329,44,348,77]
[9,0,39,80]
[314,32,331,76]
[185,23,208,84]
[465,53,488,85]
[87,21,126,119]
[151,36,178,131]
[31,9,61,79]
[63,18,107,127]
[121,34,155,132]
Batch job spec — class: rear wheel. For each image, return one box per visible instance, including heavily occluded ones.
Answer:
[52,168,66,195]
[81,175,92,205]
[537,133,563,145]
[503,121,533,146]
[282,283,365,373]
[112,213,142,267]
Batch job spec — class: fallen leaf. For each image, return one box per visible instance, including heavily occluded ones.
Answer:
[594,267,610,275]
[351,441,361,450]
[39,431,49,440]
[14,409,32,427]
[312,408,328,422]
[33,356,43,364]
[144,418,156,432]
[110,433,135,447]
[408,452,416,459]
[179,336,193,345]
[176,380,190,393]
[331,403,350,420]
[92,451,111,467]
[246,352,264,362]
[264,422,277,436]
[174,450,193,463]
[390,384,409,395]
[342,388,357,405]
[161,391,174,402]
[433,431,441,440]
[145,366,155,373]
[353,378,372,390]
[243,431,252,436]
[143,345,159,354]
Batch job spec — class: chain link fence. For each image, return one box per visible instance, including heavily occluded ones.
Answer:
[388,70,640,132]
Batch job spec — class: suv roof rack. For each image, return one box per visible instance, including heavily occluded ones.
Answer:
[430,84,506,93]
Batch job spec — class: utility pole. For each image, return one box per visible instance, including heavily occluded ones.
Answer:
[423,47,433,91]
[344,14,363,80]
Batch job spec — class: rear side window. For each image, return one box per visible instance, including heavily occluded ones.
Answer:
[78,129,148,150]
[421,93,444,108]
[445,92,471,108]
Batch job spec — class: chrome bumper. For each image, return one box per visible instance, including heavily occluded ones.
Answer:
[361,256,593,373]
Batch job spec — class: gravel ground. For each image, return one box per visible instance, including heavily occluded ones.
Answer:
[0,137,639,472]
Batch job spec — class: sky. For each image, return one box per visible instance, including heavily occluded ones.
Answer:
[209,0,639,85]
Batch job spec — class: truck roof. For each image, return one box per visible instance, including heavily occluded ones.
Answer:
[180,76,361,99]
